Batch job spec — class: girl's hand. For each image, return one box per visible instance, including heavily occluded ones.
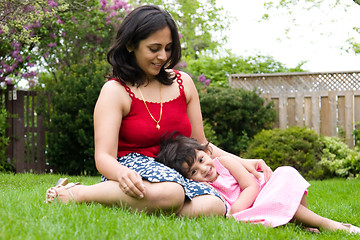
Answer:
[242,159,273,182]
[117,167,146,199]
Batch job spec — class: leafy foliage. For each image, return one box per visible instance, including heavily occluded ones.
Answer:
[135,0,230,58]
[262,0,360,55]
[44,56,109,175]
[199,86,276,155]
[354,121,360,150]
[244,126,360,180]
[244,127,325,180]
[0,100,13,172]
[1,0,131,86]
[320,136,360,179]
[179,53,306,87]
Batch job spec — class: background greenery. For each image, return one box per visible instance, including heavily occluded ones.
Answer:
[199,86,276,154]
[42,56,110,175]
[0,101,11,172]
[244,127,360,180]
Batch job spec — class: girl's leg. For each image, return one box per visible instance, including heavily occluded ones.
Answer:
[177,195,226,217]
[300,194,307,207]
[50,180,186,214]
[292,204,348,232]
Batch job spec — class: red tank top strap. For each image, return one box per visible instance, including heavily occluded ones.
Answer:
[109,78,135,98]
[173,70,184,91]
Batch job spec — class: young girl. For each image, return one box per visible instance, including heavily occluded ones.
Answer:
[156,134,360,234]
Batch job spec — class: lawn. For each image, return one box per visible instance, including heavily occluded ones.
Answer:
[1,173,359,240]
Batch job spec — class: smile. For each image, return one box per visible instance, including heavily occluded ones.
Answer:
[205,167,212,178]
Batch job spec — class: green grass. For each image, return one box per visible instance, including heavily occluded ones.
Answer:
[1,173,359,240]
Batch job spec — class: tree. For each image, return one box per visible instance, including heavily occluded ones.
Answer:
[262,0,360,55]
[132,0,231,58]
[0,0,132,87]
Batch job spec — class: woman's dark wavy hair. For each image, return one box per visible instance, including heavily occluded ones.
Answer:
[107,5,181,86]
[156,133,210,177]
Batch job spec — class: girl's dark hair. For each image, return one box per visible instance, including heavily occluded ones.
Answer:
[107,5,181,86]
[156,134,210,177]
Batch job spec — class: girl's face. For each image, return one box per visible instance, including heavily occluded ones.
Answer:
[183,150,218,182]
[133,26,172,80]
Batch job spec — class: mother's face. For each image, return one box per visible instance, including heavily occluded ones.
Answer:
[133,26,173,80]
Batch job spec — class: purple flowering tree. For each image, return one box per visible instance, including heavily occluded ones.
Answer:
[0,0,131,88]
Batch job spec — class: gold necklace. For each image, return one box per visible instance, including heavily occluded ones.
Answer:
[138,86,163,130]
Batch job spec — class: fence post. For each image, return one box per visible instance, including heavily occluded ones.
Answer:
[5,85,26,172]
[5,84,15,166]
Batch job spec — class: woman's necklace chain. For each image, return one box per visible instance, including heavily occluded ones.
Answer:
[138,85,163,130]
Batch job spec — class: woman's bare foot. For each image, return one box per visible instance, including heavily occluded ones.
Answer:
[46,178,81,204]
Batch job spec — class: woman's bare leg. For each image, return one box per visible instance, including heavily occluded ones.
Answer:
[177,195,226,217]
[48,180,226,217]
[51,180,185,214]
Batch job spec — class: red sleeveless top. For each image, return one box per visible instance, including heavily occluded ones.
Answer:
[110,70,192,158]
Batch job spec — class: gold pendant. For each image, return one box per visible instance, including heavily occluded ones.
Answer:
[156,124,160,130]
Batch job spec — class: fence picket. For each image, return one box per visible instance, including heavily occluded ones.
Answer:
[311,92,320,135]
[295,92,304,127]
[355,95,360,126]
[345,92,353,147]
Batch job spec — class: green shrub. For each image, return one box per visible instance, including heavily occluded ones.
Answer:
[243,127,325,180]
[319,136,360,179]
[199,86,276,155]
[0,99,13,172]
[43,56,109,175]
[354,121,360,150]
[203,119,220,147]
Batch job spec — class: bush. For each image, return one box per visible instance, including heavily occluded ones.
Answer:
[354,121,360,151]
[0,101,13,172]
[199,86,276,155]
[243,127,325,180]
[43,56,109,175]
[203,119,220,147]
[320,136,360,179]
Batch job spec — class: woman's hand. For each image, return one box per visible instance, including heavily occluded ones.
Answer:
[117,167,146,199]
[241,158,273,182]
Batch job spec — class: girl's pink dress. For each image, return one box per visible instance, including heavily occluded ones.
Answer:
[210,158,310,227]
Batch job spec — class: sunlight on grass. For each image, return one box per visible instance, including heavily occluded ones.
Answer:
[1,173,359,239]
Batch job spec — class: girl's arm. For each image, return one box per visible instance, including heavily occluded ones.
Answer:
[218,156,260,214]
[181,70,272,182]
[210,144,273,182]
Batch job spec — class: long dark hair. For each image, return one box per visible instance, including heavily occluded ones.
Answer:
[156,134,210,177]
[107,5,181,86]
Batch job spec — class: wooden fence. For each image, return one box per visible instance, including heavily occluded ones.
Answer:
[1,84,50,173]
[229,71,360,148]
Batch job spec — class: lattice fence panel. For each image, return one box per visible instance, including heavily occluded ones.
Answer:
[230,71,360,93]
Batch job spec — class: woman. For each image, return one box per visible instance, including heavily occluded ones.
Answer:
[46,4,272,217]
